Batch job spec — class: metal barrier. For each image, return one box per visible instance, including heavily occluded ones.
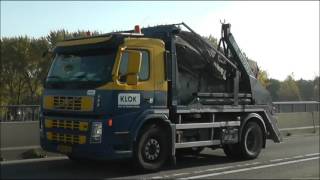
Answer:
[0,101,319,122]
[273,101,320,113]
[0,105,40,122]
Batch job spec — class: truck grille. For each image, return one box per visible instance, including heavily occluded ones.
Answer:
[54,96,82,110]
[43,96,94,111]
[45,119,89,131]
[46,132,86,144]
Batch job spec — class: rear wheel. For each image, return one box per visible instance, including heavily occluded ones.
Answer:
[134,125,169,171]
[223,121,263,160]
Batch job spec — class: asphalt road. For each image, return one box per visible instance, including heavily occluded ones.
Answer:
[1,134,319,179]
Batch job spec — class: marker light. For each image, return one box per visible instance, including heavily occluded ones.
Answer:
[108,118,113,127]
[134,25,141,34]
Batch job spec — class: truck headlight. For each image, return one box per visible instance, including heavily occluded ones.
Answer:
[90,122,102,143]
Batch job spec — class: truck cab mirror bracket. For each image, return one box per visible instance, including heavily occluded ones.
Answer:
[164,50,172,81]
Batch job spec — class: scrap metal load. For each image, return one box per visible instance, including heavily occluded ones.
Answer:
[175,30,234,105]
[129,23,271,106]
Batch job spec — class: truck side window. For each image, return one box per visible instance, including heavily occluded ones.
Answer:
[119,50,149,82]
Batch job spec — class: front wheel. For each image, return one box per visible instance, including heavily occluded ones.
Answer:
[134,125,169,171]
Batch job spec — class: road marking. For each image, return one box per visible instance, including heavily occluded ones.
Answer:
[0,145,41,151]
[293,155,304,159]
[305,153,320,157]
[270,158,284,162]
[279,125,320,131]
[172,173,190,177]
[182,156,320,179]
[0,156,67,165]
[150,153,319,179]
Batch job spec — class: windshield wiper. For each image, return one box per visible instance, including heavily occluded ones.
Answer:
[71,72,88,80]
[47,75,62,80]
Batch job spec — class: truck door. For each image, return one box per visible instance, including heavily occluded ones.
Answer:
[115,48,154,120]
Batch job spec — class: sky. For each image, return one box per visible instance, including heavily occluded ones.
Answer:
[1,1,319,81]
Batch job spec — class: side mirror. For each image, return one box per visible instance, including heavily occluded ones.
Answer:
[126,50,142,85]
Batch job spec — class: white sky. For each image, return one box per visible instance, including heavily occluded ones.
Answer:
[1,1,319,80]
[193,1,319,81]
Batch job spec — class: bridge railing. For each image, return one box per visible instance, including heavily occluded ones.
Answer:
[273,101,320,113]
[0,105,40,122]
[0,101,319,122]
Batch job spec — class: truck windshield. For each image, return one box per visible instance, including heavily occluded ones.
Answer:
[45,49,116,89]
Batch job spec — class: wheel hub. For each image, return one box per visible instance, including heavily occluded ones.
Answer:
[144,138,160,161]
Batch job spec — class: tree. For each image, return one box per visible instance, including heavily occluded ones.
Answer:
[204,34,218,48]
[267,78,281,101]
[296,79,314,101]
[278,74,301,101]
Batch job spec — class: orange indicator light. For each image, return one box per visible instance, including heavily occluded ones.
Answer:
[108,119,113,127]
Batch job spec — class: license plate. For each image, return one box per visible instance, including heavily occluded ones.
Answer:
[57,144,72,154]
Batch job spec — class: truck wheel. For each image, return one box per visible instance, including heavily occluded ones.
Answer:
[240,121,263,159]
[134,125,169,171]
[223,121,263,160]
[67,155,87,163]
[223,144,240,159]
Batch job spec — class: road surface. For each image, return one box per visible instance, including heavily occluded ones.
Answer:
[1,134,319,179]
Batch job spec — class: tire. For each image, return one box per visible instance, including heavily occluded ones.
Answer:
[223,144,240,159]
[134,125,169,171]
[223,121,263,160]
[67,155,87,163]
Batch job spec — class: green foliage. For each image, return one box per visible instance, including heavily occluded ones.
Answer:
[257,69,270,88]
[21,149,47,159]
[278,74,301,101]
[1,37,50,105]
[1,29,100,105]
[267,79,281,101]
[203,34,218,48]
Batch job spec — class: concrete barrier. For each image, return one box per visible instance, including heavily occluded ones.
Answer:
[0,112,318,160]
[0,121,39,148]
[277,112,319,136]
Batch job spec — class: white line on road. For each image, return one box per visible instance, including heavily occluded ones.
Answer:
[279,125,320,131]
[305,153,320,157]
[150,153,319,179]
[182,156,320,179]
[0,156,67,165]
[0,145,41,151]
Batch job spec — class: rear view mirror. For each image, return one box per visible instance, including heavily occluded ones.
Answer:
[126,50,142,85]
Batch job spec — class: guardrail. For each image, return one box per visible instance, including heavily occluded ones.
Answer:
[273,101,320,113]
[0,101,319,122]
[0,105,40,122]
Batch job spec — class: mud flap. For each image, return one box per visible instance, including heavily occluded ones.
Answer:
[264,110,282,142]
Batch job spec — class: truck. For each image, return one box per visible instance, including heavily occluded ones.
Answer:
[40,22,282,171]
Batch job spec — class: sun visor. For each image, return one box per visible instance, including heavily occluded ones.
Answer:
[54,35,123,54]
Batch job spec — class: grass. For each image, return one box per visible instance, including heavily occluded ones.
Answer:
[21,149,47,159]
